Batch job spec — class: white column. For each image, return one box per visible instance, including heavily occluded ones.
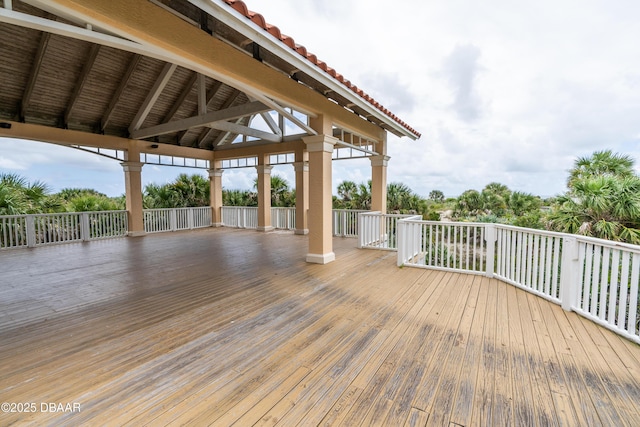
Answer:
[121,161,145,237]
[208,168,223,227]
[293,160,309,235]
[371,155,389,214]
[303,134,337,264]
[256,163,274,232]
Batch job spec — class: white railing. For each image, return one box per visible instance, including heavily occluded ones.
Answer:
[221,206,259,229]
[0,215,28,249]
[333,209,367,237]
[396,219,640,344]
[143,207,212,233]
[359,212,421,250]
[271,207,296,230]
[220,207,367,235]
[494,225,564,303]
[0,211,128,249]
[87,211,129,240]
[397,220,488,274]
[573,236,640,342]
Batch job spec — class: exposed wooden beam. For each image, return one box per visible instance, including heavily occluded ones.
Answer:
[64,43,101,127]
[260,112,282,136]
[101,54,141,131]
[213,140,304,158]
[177,80,223,145]
[209,117,243,148]
[208,121,281,143]
[131,101,269,140]
[128,62,177,133]
[162,71,197,124]
[0,120,214,160]
[20,32,50,121]
[0,6,166,59]
[197,88,241,147]
[197,73,207,115]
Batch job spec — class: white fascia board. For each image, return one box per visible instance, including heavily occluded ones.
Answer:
[188,0,416,140]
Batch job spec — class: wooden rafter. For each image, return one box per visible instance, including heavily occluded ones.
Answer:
[130,100,269,139]
[259,112,282,136]
[210,117,243,148]
[64,43,101,127]
[197,72,206,115]
[197,88,241,148]
[101,53,141,131]
[162,71,197,124]
[208,120,281,143]
[176,80,223,145]
[128,61,177,133]
[20,31,50,121]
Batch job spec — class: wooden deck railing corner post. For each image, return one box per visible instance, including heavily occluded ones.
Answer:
[560,236,579,311]
[80,212,90,241]
[25,214,36,247]
[357,212,366,248]
[397,218,407,266]
[169,209,177,232]
[485,224,496,278]
[188,208,194,230]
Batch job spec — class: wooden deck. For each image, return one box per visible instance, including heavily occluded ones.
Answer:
[1,228,639,426]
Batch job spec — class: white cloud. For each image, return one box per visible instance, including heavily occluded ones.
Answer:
[0,156,26,170]
[442,44,484,121]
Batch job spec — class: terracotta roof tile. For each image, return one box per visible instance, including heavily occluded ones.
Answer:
[223,0,421,138]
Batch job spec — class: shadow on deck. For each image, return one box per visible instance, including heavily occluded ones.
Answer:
[1,228,639,426]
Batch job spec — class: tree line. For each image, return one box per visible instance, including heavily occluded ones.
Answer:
[2,150,639,244]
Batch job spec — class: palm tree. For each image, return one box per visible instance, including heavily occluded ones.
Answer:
[549,151,640,244]
[143,183,179,209]
[269,175,293,207]
[568,149,635,189]
[336,181,358,209]
[454,189,483,217]
[68,195,121,212]
[0,173,64,214]
[171,173,210,207]
[387,182,413,212]
[481,182,511,216]
[508,191,541,217]
[429,190,445,203]
[354,181,372,210]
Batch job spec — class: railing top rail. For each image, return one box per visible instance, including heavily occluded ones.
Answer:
[496,223,640,252]
[573,234,640,253]
[396,218,640,253]
[398,215,422,221]
[400,219,493,226]
[360,212,419,218]
[0,214,28,219]
[0,210,128,220]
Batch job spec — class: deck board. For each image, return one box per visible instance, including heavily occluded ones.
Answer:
[1,228,639,426]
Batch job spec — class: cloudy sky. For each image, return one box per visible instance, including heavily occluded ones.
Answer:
[2,0,640,198]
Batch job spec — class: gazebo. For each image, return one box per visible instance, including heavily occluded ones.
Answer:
[0,0,420,263]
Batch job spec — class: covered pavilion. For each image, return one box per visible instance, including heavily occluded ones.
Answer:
[0,0,420,263]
